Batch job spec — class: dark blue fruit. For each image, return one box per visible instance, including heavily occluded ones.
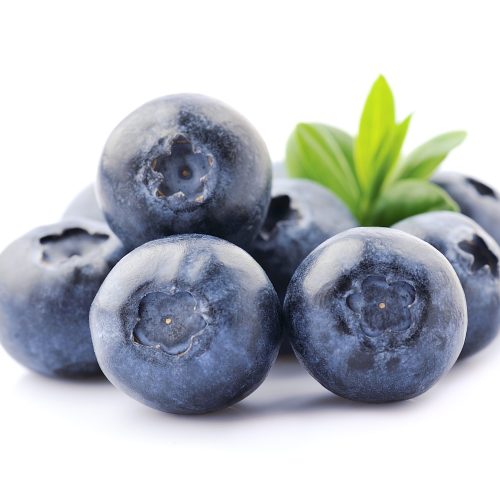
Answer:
[394,211,500,358]
[97,94,272,250]
[0,219,125,377]
[284,227,467,403]
[249,178,357,303]
[433,172,500,245]
[63,184,105,223]
[90,234,282,414]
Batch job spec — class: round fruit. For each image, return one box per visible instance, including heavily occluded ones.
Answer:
[90,234,282,414]
[284,227,467,403]
[97,94,272,250]
[250,177,357,302]
[433,171,500,245]
[0,219,125,377]
[395,211,500,358]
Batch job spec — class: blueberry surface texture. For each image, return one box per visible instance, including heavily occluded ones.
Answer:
[97,94,272,250]
[63,184,105,223]
[90,235,282,414]
[394,211,500,358]
[284,227,467,403]
[250,178,357,303]
[433,171,500,245]
[0,219,125,378]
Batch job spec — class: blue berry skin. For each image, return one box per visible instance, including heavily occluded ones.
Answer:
[433,172,500,245]
[97,94,272,251]
[284,227,467,403]
[394,211,500,359]
[249,178,357,303]
[63,184,105,223]
[0,219,126,378]
[90,235,282,414]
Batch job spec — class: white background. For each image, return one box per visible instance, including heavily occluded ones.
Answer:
[0,1,499,498]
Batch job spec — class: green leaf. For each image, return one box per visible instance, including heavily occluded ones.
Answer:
[354,75,396,191]
[397,131,467,180]
[285,123,360,215]
[324,125,355,168]
[284,76,466,230]
[366,179,459,226]
[371,114,412,196]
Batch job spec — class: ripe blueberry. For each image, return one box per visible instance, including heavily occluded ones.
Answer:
[90,234,282,414]
[0,219,125,377]
[433,172,500,245]
[284,227,467,402]
[97,94,272,250]
[395,211,500,358]
[249,178,357,303]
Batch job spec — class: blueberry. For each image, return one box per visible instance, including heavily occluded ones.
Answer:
[249,178,357,303]
[97,94,272,250]
[284,227,467,403]
[433,172,500,245]
[90,234,282,414]
[394,211,500,358]
[63,184,105,223]
[0,219,125,377]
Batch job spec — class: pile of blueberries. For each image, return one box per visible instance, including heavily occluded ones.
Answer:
[1,94,499,414]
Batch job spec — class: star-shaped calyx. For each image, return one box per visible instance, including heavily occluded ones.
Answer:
[346,275,416,337]
[133,290,208,355]
[458,234,499,277]
[148,135,214,205]
[257,195,300,241]
[40,228,109,264]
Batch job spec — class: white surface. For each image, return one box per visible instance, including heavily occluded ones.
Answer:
[0,1,499,499]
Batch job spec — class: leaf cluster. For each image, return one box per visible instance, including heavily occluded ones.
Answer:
[286,76,465,226]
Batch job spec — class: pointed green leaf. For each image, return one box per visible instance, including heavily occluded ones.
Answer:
[354,75,396,191]
[397,131,467,180]
[366,179,459,226]
[285,123,360,214]
[371,114,412,197]
[324,125,355,168]
[384,115,412,177]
